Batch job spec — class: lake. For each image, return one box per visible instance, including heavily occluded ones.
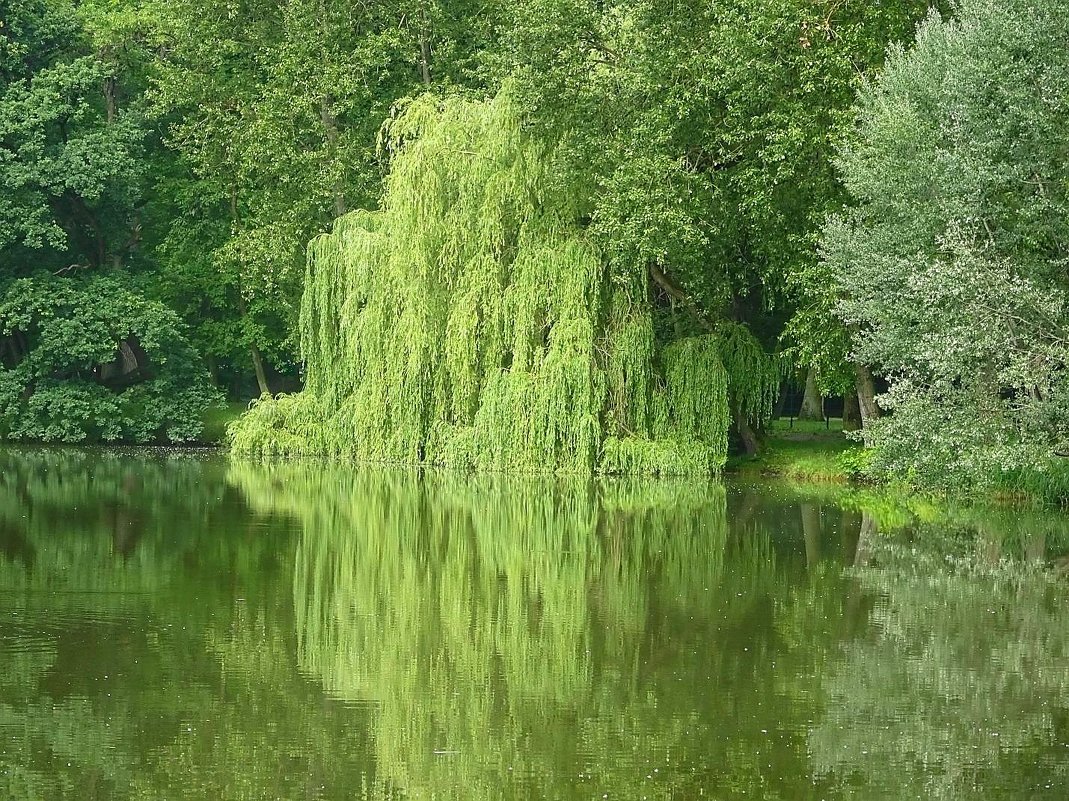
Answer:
[1,448,1066,800]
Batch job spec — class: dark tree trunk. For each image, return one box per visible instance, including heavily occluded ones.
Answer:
[843,391,862,431]
[251,346,271,397]
[230,186,271,398]
[798,368,824,421]
[734,407,760,456]
[103,75,118,123]
[418,9,432,86]
[772,381,788,421]
[855,363,881,429]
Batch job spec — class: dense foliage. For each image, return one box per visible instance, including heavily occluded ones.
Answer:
[0,274,219,442]
[5,0,1065,490]
[0,0,218,441]
[827,0,1069,491]
[229,94,780,474]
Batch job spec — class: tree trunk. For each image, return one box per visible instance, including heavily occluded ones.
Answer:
[801,504,821,570]
[734,407,760,456]
[319,95,347,217]
[103,75,117,123]
[798,368,824,421]
[418,9,432,86]
[251,346,271,397]
[772,381,788,421]
[230,186,271,398]
[855,363,881,429]
[842,391,862,431]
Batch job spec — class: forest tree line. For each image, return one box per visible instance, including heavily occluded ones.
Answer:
[2,0,1067,493]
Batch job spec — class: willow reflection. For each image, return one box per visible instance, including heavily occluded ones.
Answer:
[229,463,780,799]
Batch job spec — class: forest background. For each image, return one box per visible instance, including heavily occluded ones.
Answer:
[2,0,1067,498]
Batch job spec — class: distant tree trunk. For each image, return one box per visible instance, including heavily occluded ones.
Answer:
[801,504,821,570]
[230,186,271,398]
[103,74,117,123]
[418,8,432,86]
[798,368,824,421]
[734,407,760,456]
[855,363,881,429]
[251,346,271,397]
[843,391,862,431]
[319,95,347,217]
[772,381,788,421]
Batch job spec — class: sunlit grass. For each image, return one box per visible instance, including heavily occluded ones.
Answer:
[199,401,247,445]
[729,418,863,483]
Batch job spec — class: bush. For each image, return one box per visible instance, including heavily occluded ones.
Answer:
[0,274,221,443]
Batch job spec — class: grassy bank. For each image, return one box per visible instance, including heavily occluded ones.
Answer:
[728,418,864,484]
[199,402,247,445]
[735,418,1069,508]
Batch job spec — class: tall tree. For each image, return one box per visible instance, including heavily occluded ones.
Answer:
[0,0,217,443]
[825,0,1069,490]
[148,0,501,395]
[0,0,145,275]
[499,0,936,421]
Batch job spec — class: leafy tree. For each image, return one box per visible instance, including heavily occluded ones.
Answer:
[147,0,501,395]
[228,92,770,474]
[0,274,220,442]
[825,0,1069,490]
[0,0,144,273]
[0,1,218,442]
[498,0,935,432]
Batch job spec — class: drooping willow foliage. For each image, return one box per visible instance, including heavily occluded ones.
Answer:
[229,92,778,474]
[718,321,781,430]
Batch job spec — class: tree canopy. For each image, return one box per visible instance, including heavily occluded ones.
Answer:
[229,93,782,474]
[825,0,1069,490]
[4,0,1066,491]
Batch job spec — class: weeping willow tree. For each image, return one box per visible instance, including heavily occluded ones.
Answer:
[229,92,777,473]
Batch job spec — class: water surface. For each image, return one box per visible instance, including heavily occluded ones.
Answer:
[1,449,1066,799]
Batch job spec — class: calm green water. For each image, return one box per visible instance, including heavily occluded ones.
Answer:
[1,450,1067,800]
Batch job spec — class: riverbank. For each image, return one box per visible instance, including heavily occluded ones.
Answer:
[205,407,1069,507]
[734,418,1069,508]
[728,418,863,484]
[199,402,247,446]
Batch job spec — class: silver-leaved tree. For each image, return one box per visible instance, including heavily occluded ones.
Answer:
[826,0,1069,491]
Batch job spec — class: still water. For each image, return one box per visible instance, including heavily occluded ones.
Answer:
[0,449,1066,800]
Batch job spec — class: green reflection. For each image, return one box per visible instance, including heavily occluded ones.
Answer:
[1,450,1066,800]
[0,449,372,800]
[810,507,1069,800]
[231,462,823,799]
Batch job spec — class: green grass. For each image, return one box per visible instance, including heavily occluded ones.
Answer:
[991,461,1069,507]
[199,401,248,445]
[733,417,1069,508]
[728,418,865,483]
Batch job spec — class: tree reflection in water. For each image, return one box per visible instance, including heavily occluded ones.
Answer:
[0,451,1065,800]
